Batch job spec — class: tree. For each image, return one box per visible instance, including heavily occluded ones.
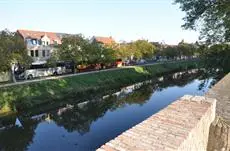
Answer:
[49,35,116,67]
[178,40,196,58]
[56,35,88,65]
[203,44,230,72]
[175,0,230,72]
[85,41,116,65]
[128,40,156,60]
[0,29,32,72]
[174,0,230,43]
[115,43,133,60]
[162,46,178,59]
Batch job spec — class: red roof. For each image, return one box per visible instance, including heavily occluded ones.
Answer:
[17,29,62,44]
[94,36,115,45]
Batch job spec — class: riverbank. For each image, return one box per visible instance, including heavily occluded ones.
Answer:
[0,60,200,113]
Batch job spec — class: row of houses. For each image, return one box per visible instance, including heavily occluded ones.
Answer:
[17,29,116,64]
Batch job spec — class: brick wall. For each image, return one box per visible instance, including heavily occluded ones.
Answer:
[97,95,216,151]
[206,73,230,151]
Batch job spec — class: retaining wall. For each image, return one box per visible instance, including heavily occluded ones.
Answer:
[206,73,230,151]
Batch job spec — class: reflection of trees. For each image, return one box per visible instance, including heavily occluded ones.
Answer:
[51,100,115,134]
[50,85,154,134]
[156,70,203,91]
[49,69,216,134]
[196,69,224,91]
[111,85,154,109]
[0,115,38,151]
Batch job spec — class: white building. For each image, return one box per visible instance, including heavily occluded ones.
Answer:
[17,29,62,64]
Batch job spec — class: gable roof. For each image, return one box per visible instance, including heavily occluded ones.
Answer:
[94,36,115,45]
[17,29,62,44]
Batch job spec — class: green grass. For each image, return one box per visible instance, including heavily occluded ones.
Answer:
[0,60,200,113]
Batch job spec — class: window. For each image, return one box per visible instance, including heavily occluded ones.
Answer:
[30,50,34,57]
[35,50,39,57]
[30,64,48,69]
[46,50,50,57]
[46,41,49,45]
[42,41,45,45]
[32,39,37,45]
[38,40,42,45]
[42,50,46,57]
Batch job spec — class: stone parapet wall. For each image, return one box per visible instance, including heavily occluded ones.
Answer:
[206,73,230,151]
[206,73,230,124]
[97,95,216,151]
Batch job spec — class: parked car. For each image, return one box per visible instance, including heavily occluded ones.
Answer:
[137,59,147,64]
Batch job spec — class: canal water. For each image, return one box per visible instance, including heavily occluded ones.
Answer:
[0,70,222,151]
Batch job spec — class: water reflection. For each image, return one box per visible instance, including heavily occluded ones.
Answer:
[0,69,222,151]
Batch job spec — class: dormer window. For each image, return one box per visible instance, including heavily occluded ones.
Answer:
[32,39,37,45]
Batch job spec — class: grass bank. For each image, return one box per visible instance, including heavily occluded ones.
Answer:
[0,61,200,113]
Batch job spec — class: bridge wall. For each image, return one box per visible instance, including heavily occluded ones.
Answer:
[97,95,216,151]
[206,73,230,151]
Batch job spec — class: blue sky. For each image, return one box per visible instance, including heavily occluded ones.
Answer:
[0,0,199,44]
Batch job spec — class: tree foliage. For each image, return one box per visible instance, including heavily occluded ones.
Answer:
[174,0,230,43]
[158,41,197,59]
[201,44,230,73]
[50,35,116,66]
[115,40,156,60]
[178,40,197,57]
[175,0,230,72]
[161,46,178,59]
[0,29,32,72]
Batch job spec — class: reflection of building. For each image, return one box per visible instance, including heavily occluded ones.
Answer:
[17,29,62,63]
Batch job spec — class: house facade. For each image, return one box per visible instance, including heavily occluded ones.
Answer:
[17,29,62,63]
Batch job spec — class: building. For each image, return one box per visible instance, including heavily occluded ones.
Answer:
[17,29,62,63]
[90,36,115,45]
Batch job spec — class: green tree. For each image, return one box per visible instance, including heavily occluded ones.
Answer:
[85,41,116,65]
[130,40,156,59]
[174,0,230,43]
[162,46,178,59]
[0,29,32,72]
[49,35,116,67]
[175,0,230,72]
[178,40,196,58]
[203,44,230,72]
[115,43,133,60]
[57,35,88,65]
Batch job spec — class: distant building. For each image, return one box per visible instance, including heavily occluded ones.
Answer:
[17,29,62,63]
[90,36,115,45]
